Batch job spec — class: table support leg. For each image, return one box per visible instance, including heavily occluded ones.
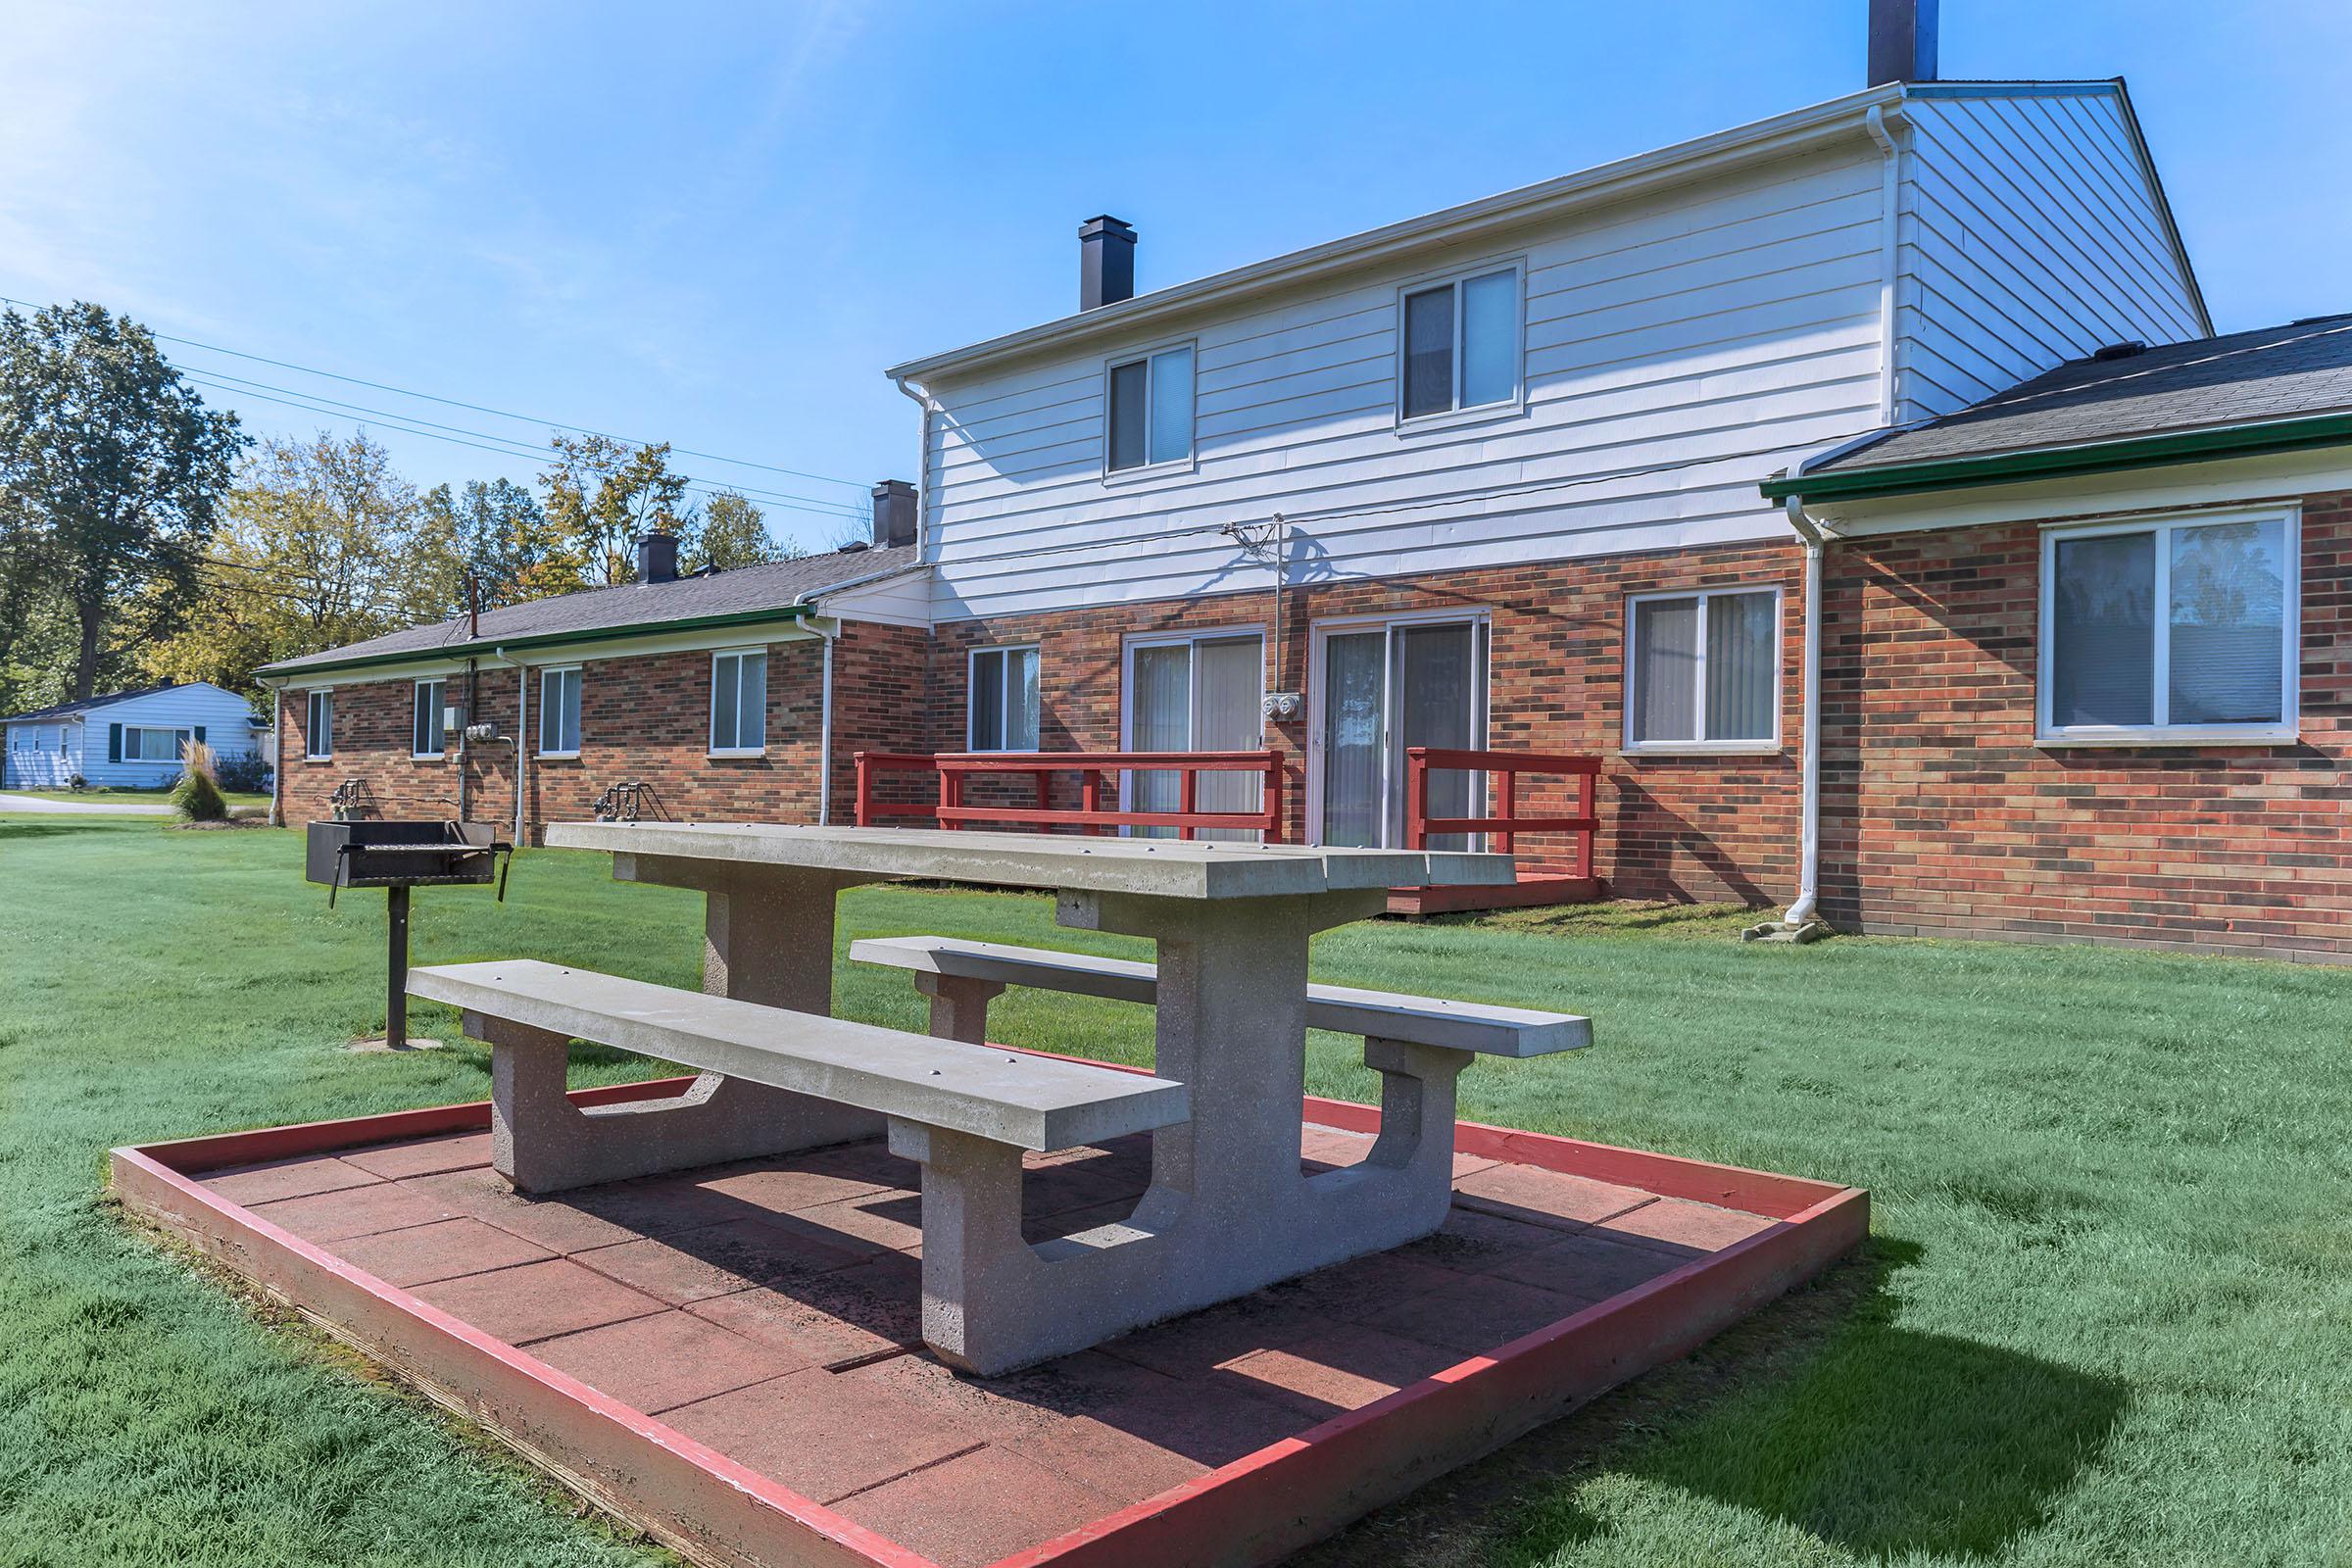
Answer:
[913,973,1006,1045]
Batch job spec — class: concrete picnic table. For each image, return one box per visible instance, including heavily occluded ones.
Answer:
[542,821,1520,1368]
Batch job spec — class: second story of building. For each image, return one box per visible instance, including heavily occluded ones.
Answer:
[889,75,2206,626]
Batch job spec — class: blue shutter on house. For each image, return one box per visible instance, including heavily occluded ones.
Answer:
[192,725,206,746]
[108,723,122,762]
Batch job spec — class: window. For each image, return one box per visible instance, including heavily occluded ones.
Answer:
[1312,614,1490,849]
[1105,344,1195,472]
[1125,631,1265,840]
[123,726,190,762]
[1400,265,1521,421]
[968,646,1040,752]
[2039,511,2296,743]
[538,666,582,757]
[1625,587,1781,751]
[412,678,447,758]
[709,649,767,755]
[306,690,333,759]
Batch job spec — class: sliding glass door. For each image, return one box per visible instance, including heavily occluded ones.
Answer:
[1313,616,1489,849]
[1125,632,1265,840]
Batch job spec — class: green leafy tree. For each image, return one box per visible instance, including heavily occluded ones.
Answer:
[537,432,692,587]
[421,476,560,609]
[687,489,796,572]
[146,431,455,697]
[0,302,246,700]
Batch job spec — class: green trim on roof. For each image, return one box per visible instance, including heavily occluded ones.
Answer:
[1762,411,2352,505]
[261,604,813,680]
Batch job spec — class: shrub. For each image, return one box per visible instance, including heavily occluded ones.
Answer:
[169,741,228,822]
[214,753,269,794]
[67,773,88,792]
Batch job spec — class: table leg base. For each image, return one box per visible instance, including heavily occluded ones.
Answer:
[474,1017,883,1194]
[890,1037,1471,1376]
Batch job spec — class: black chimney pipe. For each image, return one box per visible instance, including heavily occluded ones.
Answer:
[1079,216,1137,311]
[636,529,679,583]
[1867,0,1938,85]
[870,479,917,549]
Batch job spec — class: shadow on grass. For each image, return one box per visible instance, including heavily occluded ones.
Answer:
[1294,1238,2127,1567]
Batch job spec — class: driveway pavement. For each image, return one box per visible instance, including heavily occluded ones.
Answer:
[0,793,171,815]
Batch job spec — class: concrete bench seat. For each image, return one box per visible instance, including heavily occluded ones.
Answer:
[407,958,1189,1193]
[848,935,1592,1056]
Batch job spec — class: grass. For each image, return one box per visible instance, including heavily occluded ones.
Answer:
[2,816,2348,1566]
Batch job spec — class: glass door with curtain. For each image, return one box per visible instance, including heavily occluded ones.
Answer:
[1313,615,1489,850]
[1124,632,1266,840]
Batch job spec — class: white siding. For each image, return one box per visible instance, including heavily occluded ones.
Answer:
[922,146,1889,621]
[823,565,932,627]
[1895,88,2205,418]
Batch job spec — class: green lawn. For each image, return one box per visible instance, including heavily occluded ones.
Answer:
[2,817,2347,1567]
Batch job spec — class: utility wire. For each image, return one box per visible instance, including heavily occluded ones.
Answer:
[177,374,867,523]
[0,290,873,491]
[184,366,867,517]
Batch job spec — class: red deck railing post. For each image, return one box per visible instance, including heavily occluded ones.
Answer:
[1404,750,1429,851]
[1178,768,1198,842]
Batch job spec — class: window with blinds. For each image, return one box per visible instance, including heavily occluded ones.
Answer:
[1625,587,1782,750]
[2040,513,2295,742]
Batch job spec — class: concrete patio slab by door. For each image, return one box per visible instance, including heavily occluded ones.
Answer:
[114,1080,1865,1568]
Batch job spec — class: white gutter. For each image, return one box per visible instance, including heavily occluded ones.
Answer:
[891,374,934,561]
[1864,104,1904,424]
[257,674,286,826]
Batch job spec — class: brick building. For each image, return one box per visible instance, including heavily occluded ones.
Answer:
[263,41,2352,962]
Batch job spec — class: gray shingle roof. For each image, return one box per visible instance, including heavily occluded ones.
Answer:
[2,681,195,725]
[1809,315,2352,476]
[261,546,920,676]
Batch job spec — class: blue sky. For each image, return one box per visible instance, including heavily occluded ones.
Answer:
[3,1,2345,552]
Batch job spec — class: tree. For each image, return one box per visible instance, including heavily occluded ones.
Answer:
[0,302,246,700]
[537,432,692,587]
[420,476,563,609]
[145,431,458,697]
[687,489,796,572]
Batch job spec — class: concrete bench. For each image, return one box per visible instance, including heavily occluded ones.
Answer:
[848,935,1592,1056]
[406,958,1189,1194]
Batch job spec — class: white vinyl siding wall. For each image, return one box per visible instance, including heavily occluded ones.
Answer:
[1893,89,2206,418]
[920,146,1891,621]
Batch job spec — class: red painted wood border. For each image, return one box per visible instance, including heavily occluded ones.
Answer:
[109,1142,935,1568]
[115,1091,1866,1568]
[1002,1185,1867,1567]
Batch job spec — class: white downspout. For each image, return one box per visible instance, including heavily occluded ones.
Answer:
[508,653,527,843]
[816,622,836,826]
[1777,103,1900,930]
[1783,504,1826,926]
[261,677,285,826]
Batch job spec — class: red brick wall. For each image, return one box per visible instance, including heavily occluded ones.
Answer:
[927,543,1809,905]
[1818,491,2351,960]
[276,622,929,839]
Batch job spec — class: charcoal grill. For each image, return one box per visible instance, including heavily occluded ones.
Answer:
[307,819,513,1048]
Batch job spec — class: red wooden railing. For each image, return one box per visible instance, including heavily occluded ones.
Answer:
[1404,748,1600,875]
[855,750,1286,840]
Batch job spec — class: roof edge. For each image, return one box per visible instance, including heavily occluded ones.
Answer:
[1761,410,2352,505]
[886,82,1911,384]
[258,604,814,681]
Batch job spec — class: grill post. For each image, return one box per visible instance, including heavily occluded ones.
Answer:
[386,884,411,1050]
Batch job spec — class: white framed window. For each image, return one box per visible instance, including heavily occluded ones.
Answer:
[1624,586,1784,753]
[305,690,333,760]
[1104,342,1196,475]
[123,725,189,762]
[2038,509,2298,746]
[967,646,1040,752]
[412,678,447,758]
[709,649,767,756]
[1398,262,1524,424]
[538,666,582,757]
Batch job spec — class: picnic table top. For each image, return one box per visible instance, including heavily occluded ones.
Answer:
[543,821,1515,900]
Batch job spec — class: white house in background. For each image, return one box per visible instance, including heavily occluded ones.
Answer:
[0,680,267,791]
